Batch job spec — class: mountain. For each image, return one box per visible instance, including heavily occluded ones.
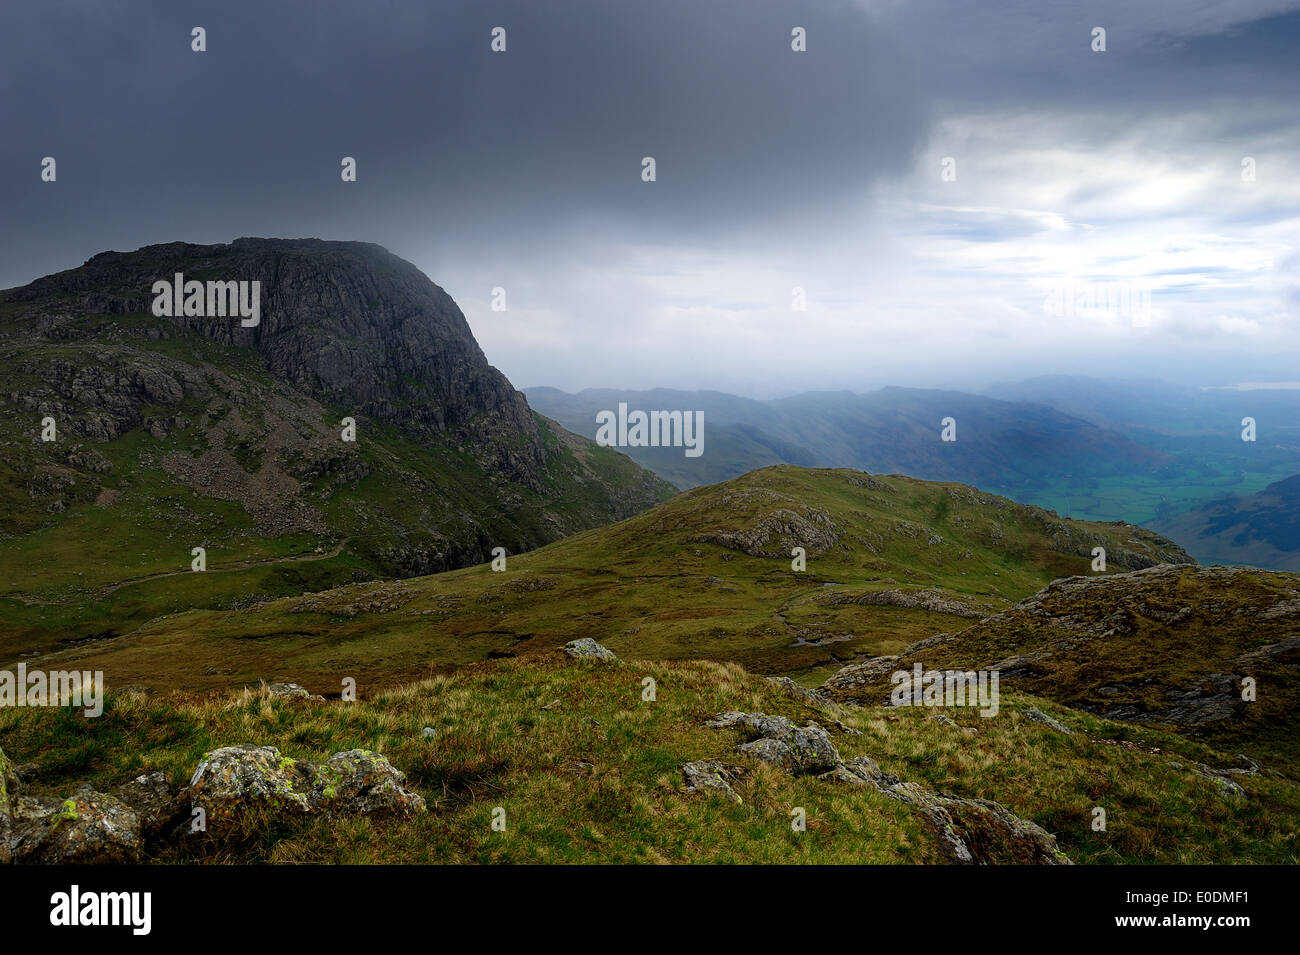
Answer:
[822,564,1300,766]
[524,385,1173,494]
[0,239,673,659]
[1153,475,1300,571]
[985,376,1300,534]
[985,374,1300,436]
[11,465,1193,695]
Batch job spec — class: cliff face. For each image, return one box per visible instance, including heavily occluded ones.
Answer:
[2,238,546,487]
[0,239,674,651]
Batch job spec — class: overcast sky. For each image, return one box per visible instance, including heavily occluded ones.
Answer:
[2,0,1298,397]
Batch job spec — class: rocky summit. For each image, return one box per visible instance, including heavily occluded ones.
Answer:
[0,239,673,653]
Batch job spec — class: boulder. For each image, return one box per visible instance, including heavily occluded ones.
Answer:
[23,785,143,864]
[1022,708,1074,735]
[111,771,187,839]
[704,711,840,774]
[188,745,315,826]
[564,638,618,662]
[310,750,426,816]
[682,760,742,803]
[6,795,64,861]
[266,682,325,700]
[187,744,425,831]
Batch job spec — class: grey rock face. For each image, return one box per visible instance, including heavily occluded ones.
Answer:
[110,771,188,839]
[4,239,542,480]
[564,638,619,662]
[824,757,1071,865]
[705,711,840,774]
[1022,708,1074,735]
[0,238,671,574]
[682,760,742,803]
[18,785,144,865]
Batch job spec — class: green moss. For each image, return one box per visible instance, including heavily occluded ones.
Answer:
[55,798,79,822]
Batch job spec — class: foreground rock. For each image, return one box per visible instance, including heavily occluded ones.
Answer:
[687,718,1070,864]
[705,711,841,775]
[0,742,426,863]
[823,756,1071,865]
[111,771,189,839]
[564,638,619,662]
[21,786,143,864]
[4,745,146,864]
[682,760,743,803]
[1022,708,1074,735]
[0,749,19,865]
[266,682,326,700]
[188,744,425,830]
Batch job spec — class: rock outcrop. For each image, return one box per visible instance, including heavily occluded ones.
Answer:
[564,638,619,662]
[682,760,743,803]
[818,565,1300,762]
[187,745,426,830]
[704,711,841,774]
[686,714,1069,864]
[0,743,424,862]
[823,756,1071,865]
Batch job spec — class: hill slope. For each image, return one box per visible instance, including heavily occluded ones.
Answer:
[822,564,1300,766]
[2,647,1296,864]
[0,239,673,659]
[1154,475,1300,571]
[6,466,1193,695]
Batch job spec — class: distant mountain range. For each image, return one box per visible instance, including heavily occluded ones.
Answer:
[524,385,1173,491]
[526,379,1300,571]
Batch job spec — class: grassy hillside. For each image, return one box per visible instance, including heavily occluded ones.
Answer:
[3,466,1192,696]
[2,649,1295,864]
[821,564,1300,766]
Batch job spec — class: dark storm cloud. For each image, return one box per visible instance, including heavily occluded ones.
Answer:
[0,0,929,288]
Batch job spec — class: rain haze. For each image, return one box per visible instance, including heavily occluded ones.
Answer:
[2,0,1298,396]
